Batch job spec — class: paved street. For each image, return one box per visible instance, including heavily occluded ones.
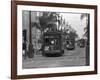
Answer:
[22,46,86,69]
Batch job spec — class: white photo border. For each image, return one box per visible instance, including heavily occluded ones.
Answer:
[17,5,95,75]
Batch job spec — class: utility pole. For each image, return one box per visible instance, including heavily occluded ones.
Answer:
[28,11,34,58]
[86,14,90,65]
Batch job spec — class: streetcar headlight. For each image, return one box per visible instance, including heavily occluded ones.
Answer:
[45,46,49,51]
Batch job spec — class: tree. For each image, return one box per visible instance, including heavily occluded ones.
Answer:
[69,29,78,40]
[80,13,90,65]
[80,13,89,38]
[39,12,58,32]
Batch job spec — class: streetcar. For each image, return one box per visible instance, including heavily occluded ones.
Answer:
[42,31,64,56]
[78,39,85,48]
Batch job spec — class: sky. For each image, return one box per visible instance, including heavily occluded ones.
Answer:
[60,13,86,38]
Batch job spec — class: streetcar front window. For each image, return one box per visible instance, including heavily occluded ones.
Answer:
[44,38,60,51]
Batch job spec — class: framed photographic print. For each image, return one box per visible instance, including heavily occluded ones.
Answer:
[11,0,97,79]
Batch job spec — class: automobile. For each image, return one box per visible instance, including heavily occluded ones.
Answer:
[66,40,75,50]
[78,39,85,48]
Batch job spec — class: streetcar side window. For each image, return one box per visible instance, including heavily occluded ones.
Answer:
[45,38,50,45]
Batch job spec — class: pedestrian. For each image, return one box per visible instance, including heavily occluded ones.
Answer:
[23,38,27,59]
